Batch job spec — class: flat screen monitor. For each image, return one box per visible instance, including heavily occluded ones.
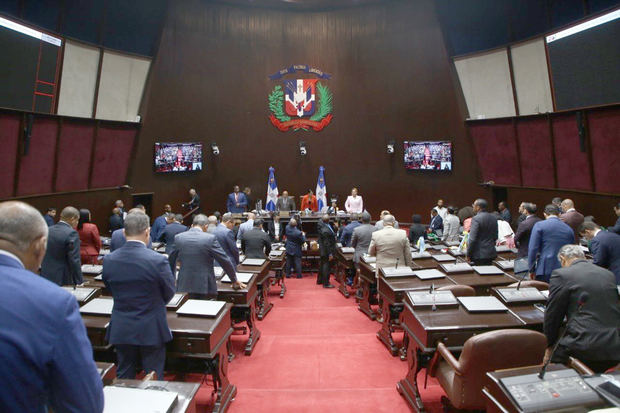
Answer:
[154,142,202,173]
[404,141,452,171]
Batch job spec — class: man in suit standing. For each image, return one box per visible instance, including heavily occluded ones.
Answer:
[241,219,271,259]
[284,219,306,279]
[267,213,284,242]
[467,199,498,266]
[300,189,318,212]
[243,187,253,212]
[339,213,361,247]
[214,213,239,267]
[103,212,175,380]
[109,207,124,233]
[351,212,375,266]
[237,211,255,241]
[276,190,296,212]
[317,214,337,288]
[498,201,512,223]
[609,202,620,234]
[159,214,187,255]
[408,214,427,246]
[432,199,448,220]
[514,203,542,258]
[369,214,412,275]
[429,209,443,237]
[528,204,575,282]
[0,201,103,412]
[115,199,126,219]
[43,207,56,227]
[441,206,460,243]
[187,188,201,212]
[110,209,153,252]
[581,221,620,284]
[150,204,172,242]
[560,199,584,243]
[227,185,247,214]
[40,206,82,286]
[544,245,620,373]
[171,214,244,299]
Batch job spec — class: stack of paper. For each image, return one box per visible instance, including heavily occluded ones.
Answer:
[221,272,254,283]
[176,299,226,318]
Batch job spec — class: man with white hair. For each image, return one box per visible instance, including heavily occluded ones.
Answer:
[544,244,620,373]
[369,214,412,274]
[0,201,103,411]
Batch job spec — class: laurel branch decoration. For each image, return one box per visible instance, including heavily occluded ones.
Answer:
[310,82,332,122]
[268,85,291,123]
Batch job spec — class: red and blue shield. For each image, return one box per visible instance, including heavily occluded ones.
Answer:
[284,79,317,117]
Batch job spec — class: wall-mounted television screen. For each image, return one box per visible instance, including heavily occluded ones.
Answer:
[404,141,452,171]
[154,142,203,173]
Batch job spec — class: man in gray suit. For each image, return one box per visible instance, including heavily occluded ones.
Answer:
[275,191,296,212]
[40,206,82,286]
[467,199,498,266]
[214,213,239,266]
[369,214,412,275]
[241,219,271,259]
[351,212,376,267]
[441,206,460,243]
[544,245,620,373]
[170,214,244,299]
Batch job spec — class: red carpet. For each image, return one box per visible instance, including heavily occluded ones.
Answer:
[193,274,446,412]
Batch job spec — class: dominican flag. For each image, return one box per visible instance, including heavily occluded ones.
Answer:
[266,166,278,211]
[315,166,327,211]
[285,79,317,118]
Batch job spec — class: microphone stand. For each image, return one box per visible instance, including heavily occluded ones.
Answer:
[430,283,437,311]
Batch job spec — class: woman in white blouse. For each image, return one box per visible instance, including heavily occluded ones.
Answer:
[345,187,363,213]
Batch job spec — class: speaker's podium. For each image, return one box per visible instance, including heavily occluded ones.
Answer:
[483,364,618,412]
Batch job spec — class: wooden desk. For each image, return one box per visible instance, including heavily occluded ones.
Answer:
[377,274,456,358]
[62,286,101,306]
[216,274,261,356]
[334,248,355,298]
[82,300,236,413]
[106,379,201,413]
[357,261,380,320]
[269,253,287,298]
[237,261,272,321]
[397,294,541,413]
[96,361,116,384]
[446,271,517,295]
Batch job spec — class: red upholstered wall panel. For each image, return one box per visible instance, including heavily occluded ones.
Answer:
[516,117,555,188]
[16,118,58,196]
[90,125,136,188]
[469,120,520,186]
[0,114,20,198]
[55,122,95,192]
[552,114,592,191]
[588,108,620,194]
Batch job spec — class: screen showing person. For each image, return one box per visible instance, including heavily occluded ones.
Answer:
[154,142,203,173]
[403,141,452,171]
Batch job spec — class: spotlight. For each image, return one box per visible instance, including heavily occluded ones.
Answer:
[299,141,307,156]
[211,142,220,156]
[386,140,395,154]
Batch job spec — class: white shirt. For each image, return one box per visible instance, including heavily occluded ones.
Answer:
[0,249,24,268]
[237,219,254,240]
[433,206,448,220]
[345,195,363,213]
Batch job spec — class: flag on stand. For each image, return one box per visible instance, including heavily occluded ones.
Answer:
[315,166,327,211]
[266,166,278,211]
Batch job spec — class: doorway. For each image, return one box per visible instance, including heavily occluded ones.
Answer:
[132,193,153,218]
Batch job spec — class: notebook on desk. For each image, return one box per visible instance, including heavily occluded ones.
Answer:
[407,290,458,307]
[221,272,254,283]
[458,296,508,312]
[429,245,445,251]
[495,245,513,253]
[269,250,284,257]
[381,267,416,278]
[495,287,546,303]
[166,293,187,309]
[242,258,266,266]
[103,386,178,413]
[62,286,98,302]
[495,259,515,270]
[440,262,473,274]
[413,269,446,280]
[213,267,224,278]
[473,265,505,275]
[176,299,226,318]
[80,298,114,316]
[411,251,432,259]
[444,240,460,247]
[432,254,456,262]
[362,255,376,263]
[81,264,103,275]
[340,247,355,254]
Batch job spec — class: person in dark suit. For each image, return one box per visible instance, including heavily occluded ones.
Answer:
[516,202,527,226]
[544,245,620,373]
[581,221,620,284]
[429,209,443,237]
[351,212,376,265]
[159,214,188,254]
[43,207,56,227]
[243,187,253,212]
[514,202,542,258]
[528,204,575,283]
[559,199,584,243]
[109,207,124,233]
[267,213,285,242]
[170,214,244,299]
[227,185,247,213]
[466,199,498,266]
[498,201,512,223]
[0,201,103,412]
[78,208,102,264]
[40,206,83,286]
[103,212,176,379]
[608,202,620,235]
[408,214,427,246]
[276,190,296,212]
[214,213,239,267]
[317,215,337,288]
[151,205,172,242]
[284,219,306,279]
[185,188,200,212]
[339,213,361,247]
[241,219,271,259]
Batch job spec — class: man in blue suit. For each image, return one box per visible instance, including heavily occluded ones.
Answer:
[40,206,83,286]
[0,201,103,412]
[284,218,306,279]
[43,207,56,226]
[159,214,188,254]
[339,213,361,247]
[581,221,620,284]
[528,204,575,282]
[214,213,240,266]
[110,208,153,252]
[103,212,176,380]
[170,214,244,299]
[150,204,172,242]
[227,185,248,213]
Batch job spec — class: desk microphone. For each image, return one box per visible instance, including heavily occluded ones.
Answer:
[430,283,437,311]
[516,270,529,290]
[395,258,399,269]
[538,292,589,379]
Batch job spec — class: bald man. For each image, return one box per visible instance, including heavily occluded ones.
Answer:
[40,206,83,286]
[0,201,103,412]
[560,199,584,243]
[151,204,172,242]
